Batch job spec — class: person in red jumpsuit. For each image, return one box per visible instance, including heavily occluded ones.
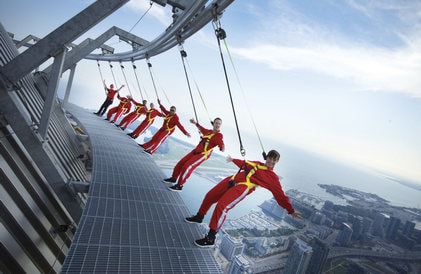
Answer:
[105,94,132,123]
[184,149,301,247]
[139,99,191,154]
[117,98,148,130]
[164,117,225,192]
[94,80,124,116]
[127,102,163,139]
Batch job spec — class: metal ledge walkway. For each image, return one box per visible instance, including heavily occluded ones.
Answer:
[61,104,222,273]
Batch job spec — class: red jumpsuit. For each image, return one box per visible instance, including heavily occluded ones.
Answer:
[141,104,189,154]
[131,108,163,138]
[118,98,148,129]
[171,123,224,186]
[106,94,132,122]
[197,158,295,231]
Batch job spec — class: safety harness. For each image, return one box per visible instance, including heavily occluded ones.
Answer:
[146,109,155,123]
[164,115,176,132]
[231,161,268,189]
[135,104,146,114]
[200,132,216,159]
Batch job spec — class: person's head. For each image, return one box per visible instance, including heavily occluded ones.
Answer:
[150,103,154,109]
[265,149,280,168]
[110,84,114,88]
[212,117,222,131]
[143,100,147,105]
[169,106,176,114]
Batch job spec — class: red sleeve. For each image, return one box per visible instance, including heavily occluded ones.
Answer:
[216,133,224,150]
[155,109,164,117]
[160,104,169,115]
[131,98,141,105]
[175,115,189,135]
[196,123,207,134]
[232,158,246,169]
[258,171,295,214]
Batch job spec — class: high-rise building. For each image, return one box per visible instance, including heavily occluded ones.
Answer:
[385,216,401,240]
[220,233,245,260]
[227,255,251,274]
[336,222,353,247]
[362,217,373,234]
[306,237,330,274]
[372,212,386,237]
[283,238,313,274]
[402,221,415,237]
[351,216,363,241]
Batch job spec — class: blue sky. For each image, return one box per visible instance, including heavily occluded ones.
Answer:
[1,0,420,183]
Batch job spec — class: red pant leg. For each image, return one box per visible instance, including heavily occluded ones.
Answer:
[132,120,150,136]
[172,150,195,178]
[125,114,141,127]
[106,107,118,120]
[198,176,231,216]
[177,153,207,186]
[142,129,172,154]
[113,109,125,122]
[119,112,134,127]
[209,184,250,231]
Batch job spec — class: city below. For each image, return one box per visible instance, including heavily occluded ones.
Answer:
[197,179,421,273]
[154,136,421,273]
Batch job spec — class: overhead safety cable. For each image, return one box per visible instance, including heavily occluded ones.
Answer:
[128,1,153,33]
[131,60,146,101]
[212,19,245,157]
[108,61,117,88]
[221,36,267,159]
[120,61,133,97]
[96,60,106,95]
[178,43,212,125]
[146,56,171,104]
[146,57,159,101]
[178,43,199,126]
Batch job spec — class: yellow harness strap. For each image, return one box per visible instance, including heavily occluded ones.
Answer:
[233,161,268,189]
[136,105,145,114]
[164,115,176,132]
[146,110,155,122]
[201,133,215,159]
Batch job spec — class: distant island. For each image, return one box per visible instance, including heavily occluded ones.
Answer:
[318,184,389,205]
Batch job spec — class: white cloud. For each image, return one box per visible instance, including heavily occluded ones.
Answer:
[226,0,421,98]
[232,42,421,97]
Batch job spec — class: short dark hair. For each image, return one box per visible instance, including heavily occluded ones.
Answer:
[213,117,222,122]
[266,150,280,161]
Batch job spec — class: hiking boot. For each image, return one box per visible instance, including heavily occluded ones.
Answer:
[194,235,215,248]
[168,184,183,192]
[185,214,203,224]
[163,177,176,183]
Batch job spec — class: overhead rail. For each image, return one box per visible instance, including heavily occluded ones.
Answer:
[84,0,235,62]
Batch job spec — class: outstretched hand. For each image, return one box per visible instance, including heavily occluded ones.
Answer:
[226,155,233,163]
